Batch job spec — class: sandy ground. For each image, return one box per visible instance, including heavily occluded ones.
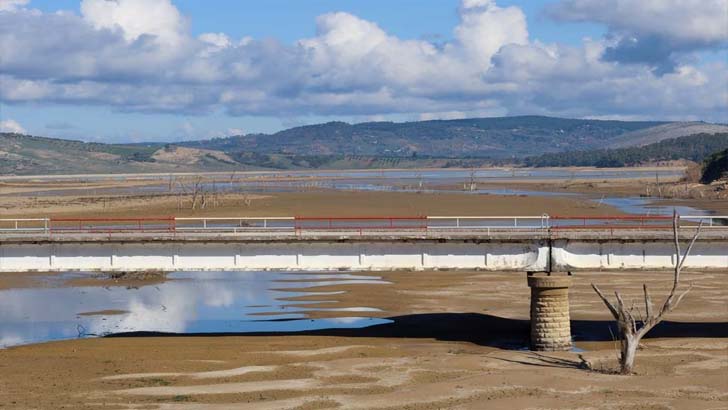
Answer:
[1,170,725,409]
[0,190,624,219]
[0,269,726,410]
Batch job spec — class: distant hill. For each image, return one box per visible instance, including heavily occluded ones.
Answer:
[524,133,728,168]
[607,122,728,148]
[0,133,238,175]
[701,148,728,184]
[183,116,669,158]
[2,116,728,175]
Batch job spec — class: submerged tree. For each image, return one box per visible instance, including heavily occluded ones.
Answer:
[591,211,702,374]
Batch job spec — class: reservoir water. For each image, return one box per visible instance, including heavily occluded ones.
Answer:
[0,271,392,349]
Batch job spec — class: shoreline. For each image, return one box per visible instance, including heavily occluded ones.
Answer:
[1,269,725,409]
[0,165,686,182]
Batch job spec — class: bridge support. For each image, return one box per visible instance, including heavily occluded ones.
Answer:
[527,272,572,351]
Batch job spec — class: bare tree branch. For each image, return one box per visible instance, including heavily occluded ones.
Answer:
[643,284,653,323]
[591,284,620,319]
[678,223,703,272]
[675,284,694,305]
[591,211,701,374]
[672,211,682,273]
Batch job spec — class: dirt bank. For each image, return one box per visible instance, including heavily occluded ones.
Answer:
[1,269,726,409]
[0,190,623,219]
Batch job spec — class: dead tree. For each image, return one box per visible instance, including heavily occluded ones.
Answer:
[177,176,207,210]
[468,168,477,192]
[591,211,702,374]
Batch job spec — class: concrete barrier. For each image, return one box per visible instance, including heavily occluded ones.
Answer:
[552,240,728,270]
[0,240,549,272]
[0,228,728,272]
[1,233,726,273]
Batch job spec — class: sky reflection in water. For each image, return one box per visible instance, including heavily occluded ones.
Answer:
[0,271,392,348]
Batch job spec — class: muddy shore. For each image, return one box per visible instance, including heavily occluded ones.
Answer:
[0,190,624,219]
[1,170,726,409]
[0,269,726,409]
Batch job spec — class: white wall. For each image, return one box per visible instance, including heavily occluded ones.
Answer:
[0,241,547,272]
[0,239,725,272]
[553,240,728,270]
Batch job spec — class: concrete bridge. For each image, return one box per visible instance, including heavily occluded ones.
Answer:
[1,215,726,273]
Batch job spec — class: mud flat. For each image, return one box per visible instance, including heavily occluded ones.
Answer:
[0,269,726,409]
[0,190,622,219]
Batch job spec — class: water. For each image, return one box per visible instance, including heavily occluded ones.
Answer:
[1,166,711,217]
[598,197,713,217]
[0,271,392,349]
[1,168,683,197]
[0,168,684,183]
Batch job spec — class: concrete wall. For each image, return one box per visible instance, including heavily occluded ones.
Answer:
[0,239,725,272]
[0,241,548,272]
[553,240,728,270]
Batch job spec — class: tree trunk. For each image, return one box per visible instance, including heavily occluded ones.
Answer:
[619,334,639,374]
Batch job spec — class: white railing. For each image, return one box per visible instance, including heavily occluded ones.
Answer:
[427,215,550,229]
[174,217,295,231]
[680,215,728,228]
[0,215,725,236]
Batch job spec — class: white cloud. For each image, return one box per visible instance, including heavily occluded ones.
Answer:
[454,0,529,69]
[546,0,728,72]
[199,32,231,50]
[547,0,728,46]
[0,0,28,12]
[80,0,187,47]
[0,0,726,124]
[0,119,26,133]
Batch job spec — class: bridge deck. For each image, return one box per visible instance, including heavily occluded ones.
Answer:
[1,215,726,272]
[1,228,726,244]
[0,215,725,243]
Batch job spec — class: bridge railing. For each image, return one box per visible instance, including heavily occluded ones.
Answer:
[47,217,176,233]
[0,218,49,233]
[175,217,295,232]
[550,215,674,230]
[679,215,728,228]
[0,214,725,237]
[427,215,550,230]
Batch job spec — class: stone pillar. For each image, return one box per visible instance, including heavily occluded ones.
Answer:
[527,272,573,351]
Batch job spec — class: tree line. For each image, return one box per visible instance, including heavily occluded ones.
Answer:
[523,133,728,168]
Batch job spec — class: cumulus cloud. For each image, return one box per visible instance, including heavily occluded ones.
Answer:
[0,0,28,12]
[80,0,188,47]
[0,119,26,133]
[454,0,528,68]
[0,0,726,125]
[546,0,728,73]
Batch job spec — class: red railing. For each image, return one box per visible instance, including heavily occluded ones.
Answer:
[10,214,704,235]
[549,215,673,230]
[49,217,176,233]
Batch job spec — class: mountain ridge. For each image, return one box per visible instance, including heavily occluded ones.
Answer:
[3,115,728,175]
[180,115,672,158]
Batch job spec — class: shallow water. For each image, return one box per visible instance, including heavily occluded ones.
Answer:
[0,271,392,348]
[1,168,683,197]
[598,197,713,217]
[0,168,684,183]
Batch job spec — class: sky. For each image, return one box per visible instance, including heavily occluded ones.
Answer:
[0,0,726,143]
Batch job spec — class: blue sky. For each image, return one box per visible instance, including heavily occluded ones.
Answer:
[0,0,725,142]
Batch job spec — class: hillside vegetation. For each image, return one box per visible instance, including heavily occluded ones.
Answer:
[1,116,727,175]
[183,116,667,158]
[0,133,238,175]
[607,122,728,148]
[701,149,728,184]
[524,133,728,168]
